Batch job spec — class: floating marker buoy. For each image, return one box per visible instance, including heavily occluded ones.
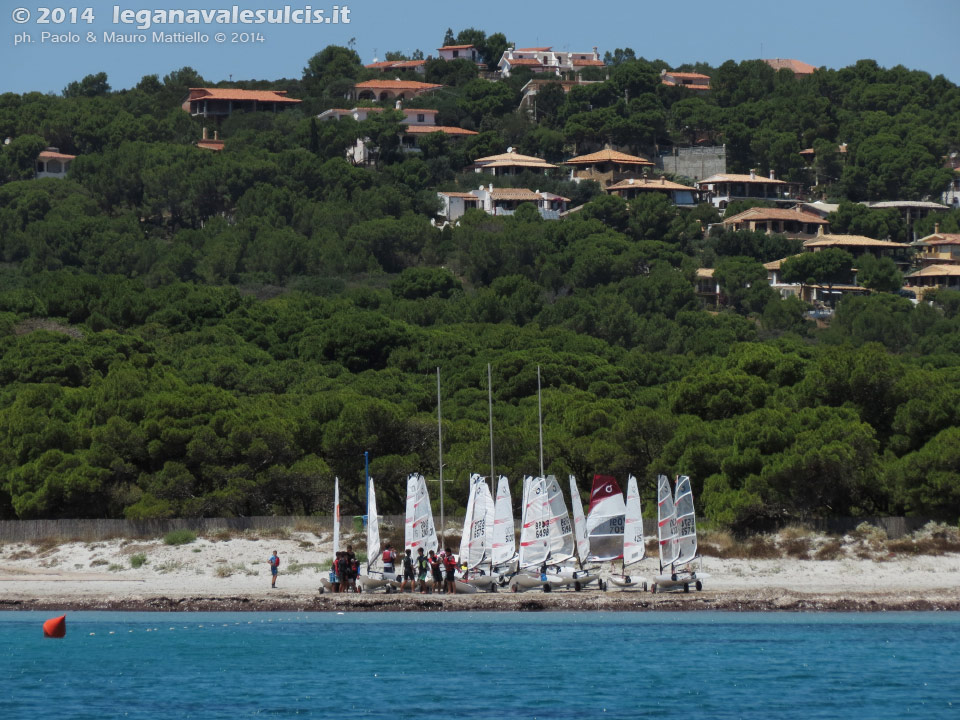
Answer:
[43,615,66,638]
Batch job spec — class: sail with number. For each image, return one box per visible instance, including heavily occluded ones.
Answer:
[492,475,516,567]
[333,476,340,555]
[366,476,383,574]
[405,473,438,555]
[674,475,698,565]
[569,475,591,564]
[586,474,626,561]
[623,474,645,567]
[460,474,495,570]
[518,476,549,569]
[544,475,575,563]
[657,474,679,571]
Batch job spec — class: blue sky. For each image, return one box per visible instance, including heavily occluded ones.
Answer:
[3,0,959,94]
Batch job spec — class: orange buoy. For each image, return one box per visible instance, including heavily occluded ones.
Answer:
[43,615,66,638]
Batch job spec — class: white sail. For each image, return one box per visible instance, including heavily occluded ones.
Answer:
[366,476,382,573]
[674,475,698,565]
[623,474,645,567]
[460,474,495,570]
[333,476,340,555]
[585,475,626,561]
[492,475,516,567]
[518,476,549,569]
[405,473,438,555]
[569,475,591,563]
[657,474,679,571]
[544,475,575,563]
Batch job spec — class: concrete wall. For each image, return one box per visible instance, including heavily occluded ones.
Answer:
[658,145,727,181]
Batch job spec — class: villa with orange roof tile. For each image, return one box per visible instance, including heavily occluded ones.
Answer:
[661,70,711,91]
[563,148,654,186]
[182,88,301,118]
[35,147,76,179]
[348,79,443,102]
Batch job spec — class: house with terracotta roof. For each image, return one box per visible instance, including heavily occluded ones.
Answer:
[35,148,75,179]
[606,175,699,207]
[437,44,482,64]
[904,264,960,294]
[563,148,655,187]
[661,70,710,91]
[803,229,910,265]
[437,184,568,222]
[722,205,830,239]
[319,103,476,164]
[912,225,960,267]
[862,200,950,238]
[695,170,803,209]
[497,46,603,78]
[348,79,443,102]
[763,59,817,76]
[182,88,301,118]
[471,149,557,176]
[364,59,426,74]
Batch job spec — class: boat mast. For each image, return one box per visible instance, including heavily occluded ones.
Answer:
[437,367,445,547]
[487,363,495,574]
[537,365,544,479]
[364,450,369,575]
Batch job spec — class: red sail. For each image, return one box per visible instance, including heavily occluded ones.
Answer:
[589,474,623,514]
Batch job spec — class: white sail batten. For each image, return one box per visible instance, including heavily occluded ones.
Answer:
[518,476,549,569]
[367,476,382,573]
[544,475,575,563]
[657,474,680,570]
[623,474,645,567]
[333,476,340,555]
[492,475,516,567]
[569,475,591,564]
[674,475,698,565]
[405,473,438,555]
[585,475,626,561]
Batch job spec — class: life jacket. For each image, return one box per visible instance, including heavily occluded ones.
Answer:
[382,549,394,564]
[443,554,457,571]
[417,555,429,572]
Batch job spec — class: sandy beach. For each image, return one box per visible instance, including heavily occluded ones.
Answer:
[2,527,959,612]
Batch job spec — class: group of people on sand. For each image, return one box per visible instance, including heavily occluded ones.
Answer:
[322,542,462,594]
[329,546,360,593]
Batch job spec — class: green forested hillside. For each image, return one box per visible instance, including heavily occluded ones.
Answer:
[1,38,959,528]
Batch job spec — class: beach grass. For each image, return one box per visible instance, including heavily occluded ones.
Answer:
[163,530,197,546]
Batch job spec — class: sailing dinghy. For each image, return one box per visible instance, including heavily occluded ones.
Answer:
[491,475,517,584]
[563,475,601,590]
[511,476,565,592]
[459,474,497,590]
[608,474,649,590]
[357,475,398,592]
[319,476,340,593]
[651,474,706,593]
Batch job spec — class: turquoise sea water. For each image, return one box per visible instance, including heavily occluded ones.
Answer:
[2,611,958,719]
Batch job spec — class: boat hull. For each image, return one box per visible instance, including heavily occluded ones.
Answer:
[608,574,649,590]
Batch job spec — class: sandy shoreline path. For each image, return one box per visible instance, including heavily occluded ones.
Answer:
[2,528,959,612]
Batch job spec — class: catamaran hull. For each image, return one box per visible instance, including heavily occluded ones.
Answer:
[357,574,400,593]
[608,575,649,590]
[650,571,708,593]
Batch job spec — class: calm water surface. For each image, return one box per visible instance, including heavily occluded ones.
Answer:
[1,611,958,719]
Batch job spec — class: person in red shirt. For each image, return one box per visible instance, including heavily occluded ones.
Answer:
[442,547,458,594]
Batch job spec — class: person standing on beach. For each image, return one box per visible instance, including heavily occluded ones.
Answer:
[345,545,358,593]
[382,543,397,576]
[269,550,280,588]
[416,548,429,594]
[442,547,458,594]
[400,548,415,592]
[428,550,442,593]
